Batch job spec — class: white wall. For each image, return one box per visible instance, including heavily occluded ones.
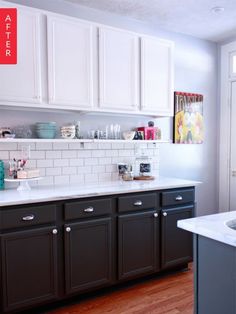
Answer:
[3,0,218,215]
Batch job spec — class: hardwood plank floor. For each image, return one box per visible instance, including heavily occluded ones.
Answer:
[47,266,193,314]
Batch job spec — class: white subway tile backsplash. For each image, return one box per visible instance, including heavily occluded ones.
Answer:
[0,151,9,160]
[118,150,134,157]
[2,141,159,187]
[46,151,62,159]
[92,165,106,173]
[99,173,112,182]
[99,157,112,165]
[105,164,117,173]
[105,150,118,157]
[36,142,53,150]
[62,150,77,159]
[111,143,124,149]
[98,143,112,150]
[18,143,36,151]
[54,175,70,185]
[69,158,84,166]
[77,150,92,158]
[62,167,77,175]
[30,151,46,159]
[37,159,53,168]
[40,176,54,186]
[84,143,98,150]
[70,174,84,184]
[92,150,105,158]
[9,151,21,159]
[84,173,98,183]
[77,166,92,174]
[53,142,69,150]
[84,158,98,166]
[27,160,37,168]
[54,159,69,167]
[46,167,62,176]
[68,143,82,150]
[0,143,17,150]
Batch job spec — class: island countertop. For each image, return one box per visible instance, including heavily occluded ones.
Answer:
[0,176,200,207]
[178,211,236,247]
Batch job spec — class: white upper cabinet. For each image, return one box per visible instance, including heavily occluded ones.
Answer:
[47,15,95,108]
[98,27,139,111]
[0,7,42,104]
[140,37,174,116]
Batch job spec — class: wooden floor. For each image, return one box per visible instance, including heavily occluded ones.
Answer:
[47,266,193,314]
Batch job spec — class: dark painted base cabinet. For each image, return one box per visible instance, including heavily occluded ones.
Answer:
[0,187,195,313]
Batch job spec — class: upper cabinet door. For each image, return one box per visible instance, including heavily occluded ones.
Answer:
[47,16,95,108]
[99,27,139,111]
[0,7,42,104]
[141,37,174,116]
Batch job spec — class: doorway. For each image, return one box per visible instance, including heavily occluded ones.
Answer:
[230,81,236,211]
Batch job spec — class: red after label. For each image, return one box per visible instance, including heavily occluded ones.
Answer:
[0,8,17,64]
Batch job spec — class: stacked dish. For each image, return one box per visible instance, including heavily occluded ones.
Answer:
[60,125,76,139]
[35,122,56,139]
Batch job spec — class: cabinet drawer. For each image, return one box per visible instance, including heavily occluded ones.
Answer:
[161,189,194,207]
[118,193,157,213]
[0,204,57,230]
[64,198,112,220]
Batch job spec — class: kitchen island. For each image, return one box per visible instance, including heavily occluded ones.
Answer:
[178,211,236,314]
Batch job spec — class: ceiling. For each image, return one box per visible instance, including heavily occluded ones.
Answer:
[65,0,236,42]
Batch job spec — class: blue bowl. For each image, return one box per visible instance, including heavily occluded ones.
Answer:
[36,129,56,139]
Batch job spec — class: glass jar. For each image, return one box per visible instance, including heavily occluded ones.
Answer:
[135,156,153,177]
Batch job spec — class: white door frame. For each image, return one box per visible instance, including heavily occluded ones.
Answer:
[219,41,236,212]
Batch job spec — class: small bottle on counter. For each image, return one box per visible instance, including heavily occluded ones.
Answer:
[0,160,5,190]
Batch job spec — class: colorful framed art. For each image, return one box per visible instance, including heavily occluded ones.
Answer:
[173,92,203,144]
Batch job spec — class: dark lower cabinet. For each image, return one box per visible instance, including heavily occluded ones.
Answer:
[0,188,195,313]
[1,226,58,312]
[161,205,194,269]
[118,210,160,280]
[64,217,112,295]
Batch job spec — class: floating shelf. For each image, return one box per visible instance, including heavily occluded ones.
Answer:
[0,138,169,144]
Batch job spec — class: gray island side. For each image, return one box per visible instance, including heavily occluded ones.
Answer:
[178,211,236,314]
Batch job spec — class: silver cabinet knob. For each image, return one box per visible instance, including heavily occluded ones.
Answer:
[52,229,58,235]
[134,200,142,206]
[22,214,35,221]
[84,207,94,213]
[163,212,168,217]
[175,195,183,201]
[154,212,158,218]
[66,227,71,233]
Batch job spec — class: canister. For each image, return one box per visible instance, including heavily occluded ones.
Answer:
[0,160,5,190]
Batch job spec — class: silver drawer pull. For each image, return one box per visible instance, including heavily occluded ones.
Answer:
[163,212,168,217]
[52,229,58,235]
[134,200,142,206]
[84,207,94,213]
[154,212,158,218]
[66,227,71,233]
[175,195,183,201]
[22,215,35,221]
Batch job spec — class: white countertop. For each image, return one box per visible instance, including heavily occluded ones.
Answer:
[0,177,200,207]
[178,211,236,247]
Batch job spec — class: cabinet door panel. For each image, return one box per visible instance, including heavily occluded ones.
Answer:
[161,205,193,269]
[64,217,112,295]
[99,27,139,111]
[47,16,94,108]
[118,210,159,280]
[0,7,42,103]
[1,227,58,312]
[141,37,174,115]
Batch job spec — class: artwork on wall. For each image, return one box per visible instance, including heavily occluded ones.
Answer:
[173,92,203,144]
